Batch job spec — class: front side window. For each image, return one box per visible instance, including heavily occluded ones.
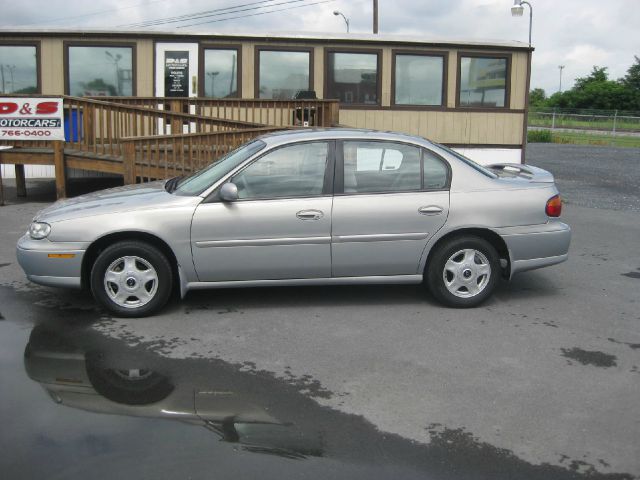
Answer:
[459,56,508,108]
[343,141,421,193]
[233,142,328,200]
[257,50,311,100]
[203,48,239,98]
[68,45,134,96]
[0,45,38,94]
[394,54,444,106]
[174,140,266,196]
[326,52,379,105]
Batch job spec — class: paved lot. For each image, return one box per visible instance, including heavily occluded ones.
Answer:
[0,144,638,479]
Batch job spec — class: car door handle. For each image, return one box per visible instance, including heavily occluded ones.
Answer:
[296,209,324,220]
[418,205,443,215]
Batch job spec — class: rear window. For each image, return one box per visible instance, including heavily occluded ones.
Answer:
[434,143,497,179]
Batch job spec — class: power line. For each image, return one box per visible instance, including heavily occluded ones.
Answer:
[122,0,285,28]
[177,0,335,28]
[25,0,171,26]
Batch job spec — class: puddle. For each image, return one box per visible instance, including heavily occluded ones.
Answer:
[560,348,618,368]
[608,338,640,350]
[621,271,640,279]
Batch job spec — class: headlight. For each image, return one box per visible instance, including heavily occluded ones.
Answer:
[29,222,51,240]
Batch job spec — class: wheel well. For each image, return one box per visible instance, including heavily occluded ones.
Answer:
[81,232,180,293]
[425,228,511,278]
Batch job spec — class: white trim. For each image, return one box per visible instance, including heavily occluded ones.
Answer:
[451,147,523,166]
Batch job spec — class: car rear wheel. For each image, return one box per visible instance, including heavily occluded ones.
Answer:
[90,241,172,317]
[426,235,500,308]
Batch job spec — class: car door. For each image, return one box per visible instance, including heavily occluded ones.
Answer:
[191,141,334,282]
[331,140,450,277]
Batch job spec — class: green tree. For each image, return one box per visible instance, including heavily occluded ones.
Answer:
[529,88,546,107]
[545,65,636,110]
[621,56,640,90]
[80,78,117,96]
[574,66,608,89]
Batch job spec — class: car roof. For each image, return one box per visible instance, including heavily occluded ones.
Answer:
[258,128,436,148]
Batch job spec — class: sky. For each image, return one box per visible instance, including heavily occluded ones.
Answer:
[1,0,638,95]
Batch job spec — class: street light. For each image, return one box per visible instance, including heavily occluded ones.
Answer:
[105,51,122,95]
[511,0,533,47]
[207,71,219,97]
[333,10,350,33]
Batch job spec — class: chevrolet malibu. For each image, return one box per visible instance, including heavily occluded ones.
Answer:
[17,129,571,317]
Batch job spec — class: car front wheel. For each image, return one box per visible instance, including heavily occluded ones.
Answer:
[426,235,500,308]
[90,241,172,317]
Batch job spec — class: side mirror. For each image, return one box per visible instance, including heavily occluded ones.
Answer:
[219,182,239,202]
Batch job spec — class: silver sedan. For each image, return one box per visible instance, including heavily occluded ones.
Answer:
[16,129,571,317]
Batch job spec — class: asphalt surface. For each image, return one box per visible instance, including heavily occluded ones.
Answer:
[527,143,640,212]
[0,144,639,479]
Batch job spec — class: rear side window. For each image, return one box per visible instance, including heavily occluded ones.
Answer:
[342,141,448,194]
[423,149,449,189]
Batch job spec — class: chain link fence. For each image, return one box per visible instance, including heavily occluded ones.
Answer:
[528,108,640,134]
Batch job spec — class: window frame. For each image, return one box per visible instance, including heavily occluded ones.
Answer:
[324,48,382,109]
[456,51,511,110]
[0,41,41,94]
[335,139,451,196]
[254,46,314,100]
[198,43,242,98]
[212,140,336,202]
[64,41,137,96]
[390,49,447,109]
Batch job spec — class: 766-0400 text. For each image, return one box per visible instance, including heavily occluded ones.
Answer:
[1,130,52,137]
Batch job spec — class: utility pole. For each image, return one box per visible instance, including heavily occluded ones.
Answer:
[373,0,378,33]
[8,65,15,92]
[230,54,236,95]
[558,65,565,93]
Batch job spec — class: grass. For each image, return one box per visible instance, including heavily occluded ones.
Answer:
[528,129,640,148]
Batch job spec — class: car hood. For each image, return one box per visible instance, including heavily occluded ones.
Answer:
[35,181,199,223]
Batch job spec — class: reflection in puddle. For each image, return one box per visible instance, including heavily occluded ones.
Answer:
[19,321,633,480]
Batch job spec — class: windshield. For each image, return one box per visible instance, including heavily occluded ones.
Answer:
[434,143,498,179]
[173,140,266,196]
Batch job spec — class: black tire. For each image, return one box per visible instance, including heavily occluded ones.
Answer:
[90,241,172,318]
[426,235,500,308]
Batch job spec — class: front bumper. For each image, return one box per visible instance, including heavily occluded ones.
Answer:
[497,221,571,277]
[16,234,87,289]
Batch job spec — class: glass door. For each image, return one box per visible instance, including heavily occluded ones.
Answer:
[154,43,199,133]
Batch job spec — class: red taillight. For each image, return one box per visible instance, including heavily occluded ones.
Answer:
[546,195,562,217]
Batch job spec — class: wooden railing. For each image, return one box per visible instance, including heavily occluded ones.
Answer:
[120,127,292,183]
[1,95,264,157]
[93,97,340,128]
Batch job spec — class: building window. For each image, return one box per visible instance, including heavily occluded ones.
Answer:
[393,53,444,106]
[67,45,134,96]
[326,51,379,105]
[459,55,508,108]
[202,48,239,98]
[0,45,38,94]
[256,49,311,100]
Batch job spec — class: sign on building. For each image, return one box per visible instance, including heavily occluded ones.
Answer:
[0,98,65,140]
[164,51,189,97]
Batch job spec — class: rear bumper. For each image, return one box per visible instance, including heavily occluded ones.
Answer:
[497,221,571,277]
[16,235,86,289]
